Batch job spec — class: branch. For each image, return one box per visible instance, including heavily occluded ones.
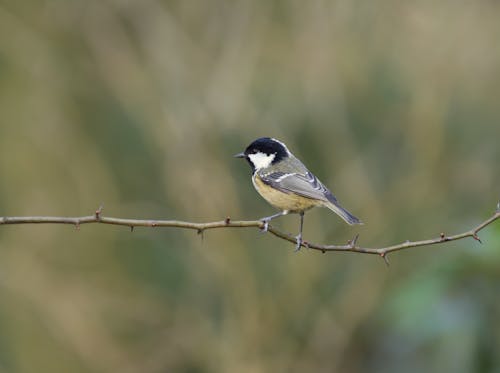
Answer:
[1,204,499,263]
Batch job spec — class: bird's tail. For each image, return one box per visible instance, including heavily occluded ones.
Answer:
[324,200,362,225]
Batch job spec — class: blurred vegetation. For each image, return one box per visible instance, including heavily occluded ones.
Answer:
[0,0,499,372]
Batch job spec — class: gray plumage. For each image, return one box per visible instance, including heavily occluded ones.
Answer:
[258,153,361,225]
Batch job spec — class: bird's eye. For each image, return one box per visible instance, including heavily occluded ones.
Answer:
[252,149,258,154]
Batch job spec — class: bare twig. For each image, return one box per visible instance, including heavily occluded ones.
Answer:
[0,205,499,261]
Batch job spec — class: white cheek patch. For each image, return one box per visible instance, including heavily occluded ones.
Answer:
[248,152,276,170]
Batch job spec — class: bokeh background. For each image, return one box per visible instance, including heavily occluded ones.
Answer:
[0,1,499,372]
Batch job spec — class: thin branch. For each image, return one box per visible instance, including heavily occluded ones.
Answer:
[1,204,499,262]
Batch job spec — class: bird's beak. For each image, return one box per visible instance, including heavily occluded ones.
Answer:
[233,152,246,158]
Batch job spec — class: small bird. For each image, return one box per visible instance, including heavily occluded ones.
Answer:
[235,137,362,250]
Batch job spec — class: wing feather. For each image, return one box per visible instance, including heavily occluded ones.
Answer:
[260,171,334,202]
[258,165,361,225]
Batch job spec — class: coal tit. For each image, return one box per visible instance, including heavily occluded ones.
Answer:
[235,137,362,250]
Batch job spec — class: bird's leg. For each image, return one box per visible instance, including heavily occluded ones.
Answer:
[260,210,287,232]
[294,211,305,252]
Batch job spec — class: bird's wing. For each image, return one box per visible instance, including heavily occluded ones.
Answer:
[260,170,337,203]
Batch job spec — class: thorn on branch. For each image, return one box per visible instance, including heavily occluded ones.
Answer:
[95,205,104,220]
[197,229,204,242]
[225,216,231,225]
[439,232,449,242]
[75,222,80,231]
[380,252,390,267]
[472,233,482,244]
[130,226,134,232]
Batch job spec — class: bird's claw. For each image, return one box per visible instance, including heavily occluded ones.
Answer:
[294,234,303,252]
[260,219,270,233]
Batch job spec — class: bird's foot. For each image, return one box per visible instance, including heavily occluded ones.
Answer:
[294,233,303,252]
[259,211,287,233]
[260,218,270,233]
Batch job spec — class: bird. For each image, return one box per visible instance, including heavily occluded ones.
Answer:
[234,137,362,251]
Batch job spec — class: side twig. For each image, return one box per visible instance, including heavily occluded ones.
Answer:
[0,204,499,262]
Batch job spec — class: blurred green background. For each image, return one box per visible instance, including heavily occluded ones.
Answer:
[0,1,499,372]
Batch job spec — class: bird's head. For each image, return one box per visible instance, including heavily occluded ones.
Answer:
[234,137,290,172]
